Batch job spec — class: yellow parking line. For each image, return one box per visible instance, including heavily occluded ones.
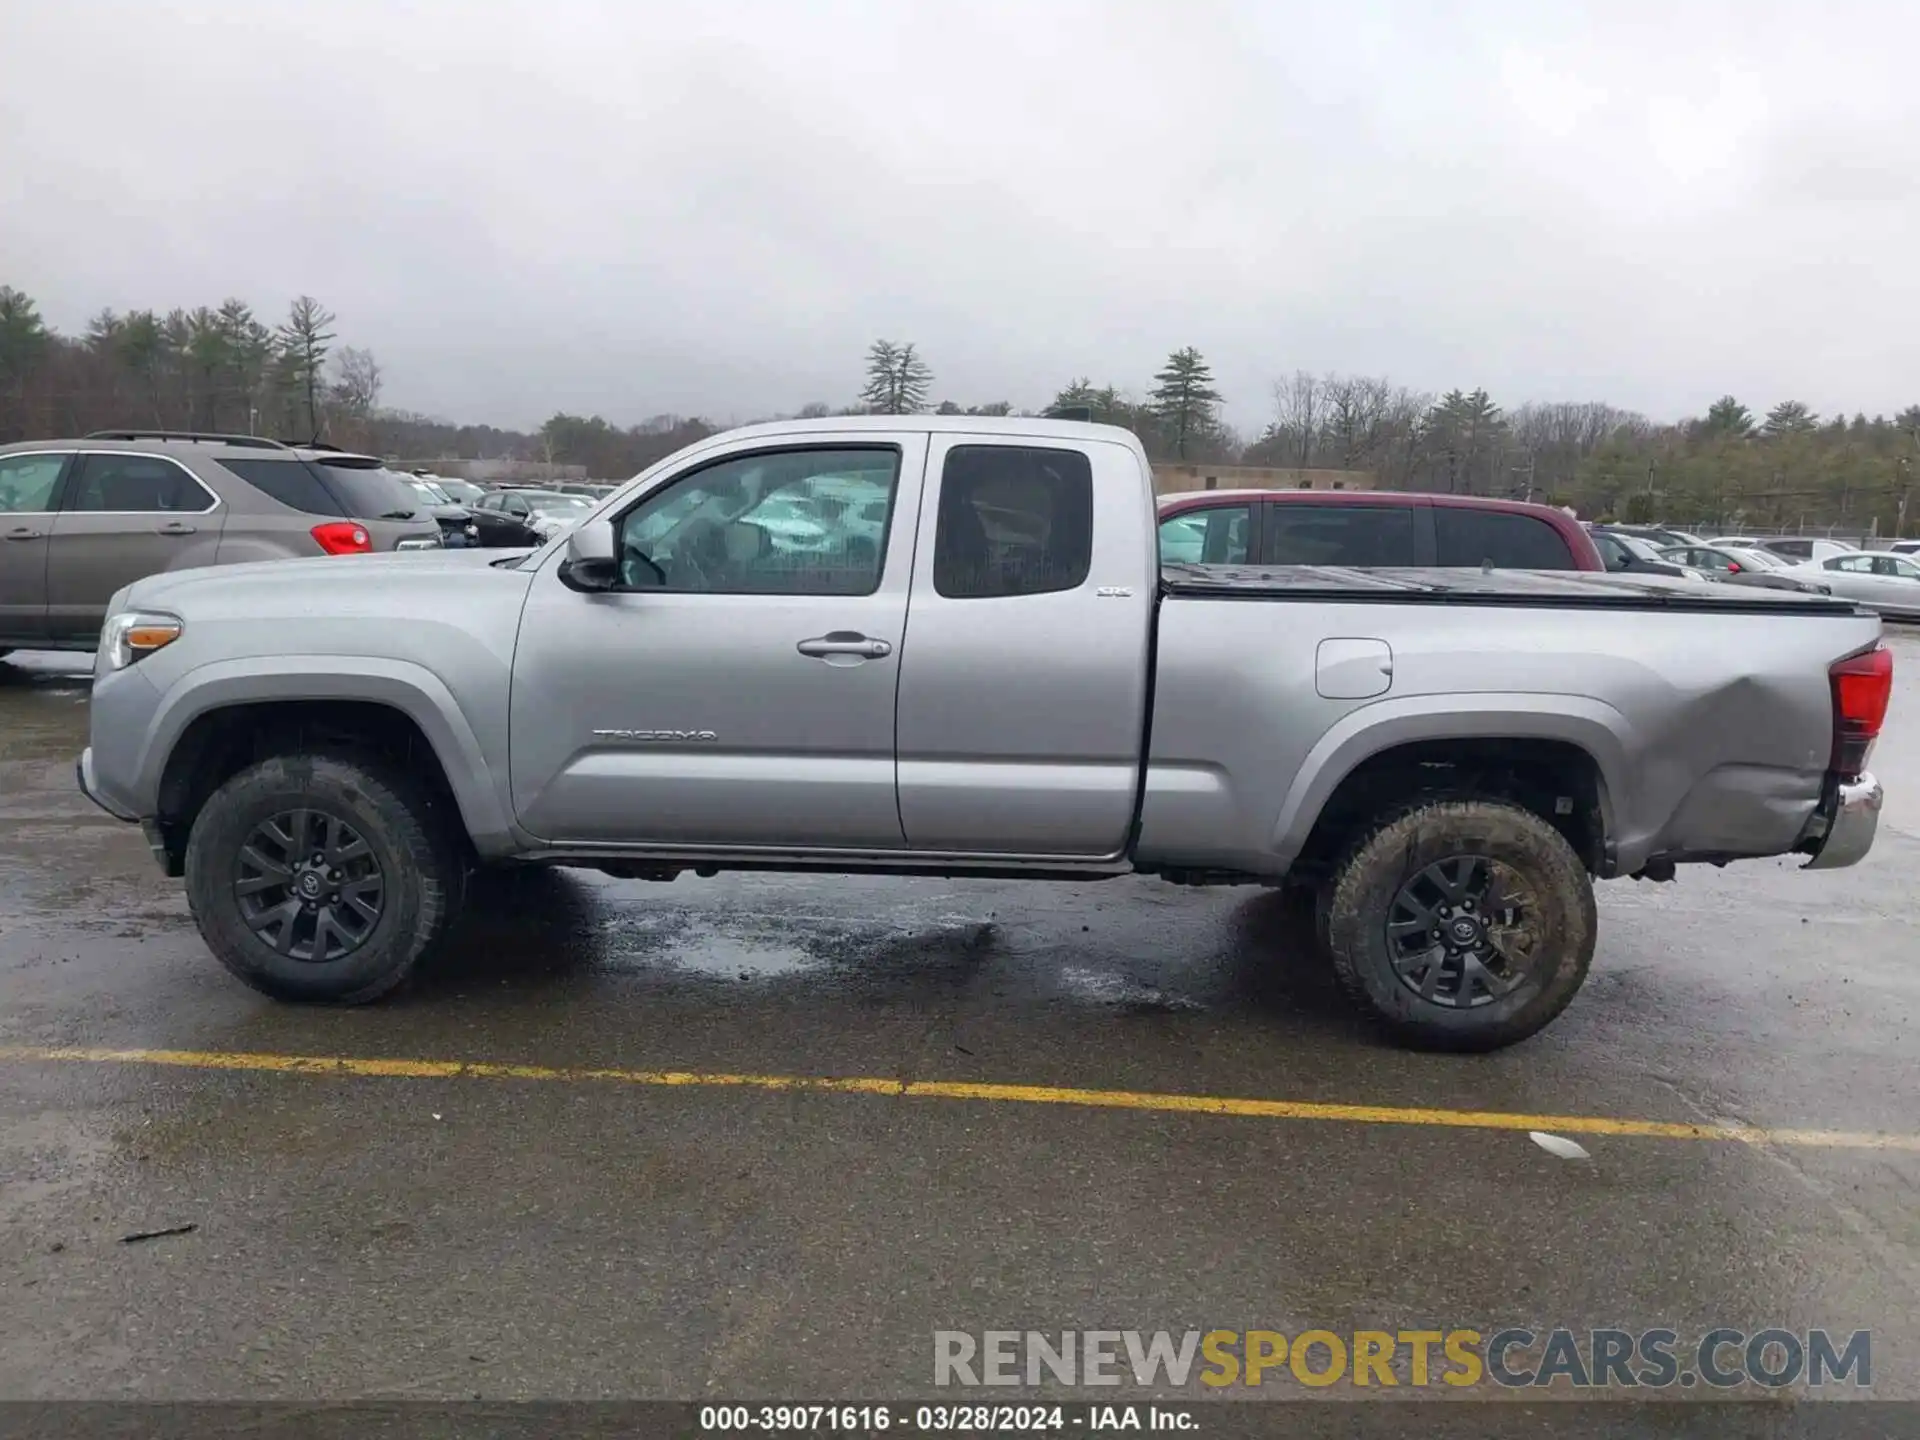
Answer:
[0,1043,1914,1151]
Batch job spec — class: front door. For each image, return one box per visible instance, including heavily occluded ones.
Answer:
[510,436,926,849]
[45,453,226,642]
[0,452,70,644]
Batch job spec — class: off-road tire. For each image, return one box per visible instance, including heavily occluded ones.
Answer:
[1321,799,1596,1052]
[185,751,460,1004]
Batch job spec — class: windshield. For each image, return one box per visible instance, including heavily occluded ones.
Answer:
[530,494,592,514]
[407,479,455,505]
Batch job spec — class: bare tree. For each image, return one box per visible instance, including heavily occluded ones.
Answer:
[1270,370,1325,468]
[329,346,383,417]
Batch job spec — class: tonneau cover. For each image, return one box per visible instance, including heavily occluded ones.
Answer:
[1159,562,1867,616]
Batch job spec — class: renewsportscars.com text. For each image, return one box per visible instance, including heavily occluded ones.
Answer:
[933,1328,1872,1391]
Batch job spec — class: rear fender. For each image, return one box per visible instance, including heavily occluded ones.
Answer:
[1270,692,1630,871]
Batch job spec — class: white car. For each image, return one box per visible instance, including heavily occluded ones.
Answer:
[1760,538,1860,564]
[523,492,596,540]
[1787,551,1920,619]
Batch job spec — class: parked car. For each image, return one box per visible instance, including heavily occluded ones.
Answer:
[1156,489,1605,570]
[77,416,1886,1054]
[467,488,550,548]
[1657,544,1833,595]
[1786,552,1920,619]
[1587,527,1705,580]
[422,475,487,507]
[1759,537,1859,564]
[1883,540,1920,556]
[402,477,480,548]
[0,430,441,654]
[1601,524,1707,550]
[517,490,598,541]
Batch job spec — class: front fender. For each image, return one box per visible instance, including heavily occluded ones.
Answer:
[137,655,517,856]
[1268,692,1633,872]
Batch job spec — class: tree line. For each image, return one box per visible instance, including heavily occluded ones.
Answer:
[5,281,1916,533]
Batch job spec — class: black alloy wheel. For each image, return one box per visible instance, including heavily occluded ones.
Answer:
[235,808,386,962]
[1383,854,1539,1009]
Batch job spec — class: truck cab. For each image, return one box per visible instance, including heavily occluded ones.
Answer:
[512,419,1156,858]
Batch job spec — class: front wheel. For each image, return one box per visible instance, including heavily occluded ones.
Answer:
[184,751,460,1003]
[1321,799,1596,1052]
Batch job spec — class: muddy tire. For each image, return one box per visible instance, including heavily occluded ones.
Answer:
[1321,799,1595,1052]
[184,751,460,1004]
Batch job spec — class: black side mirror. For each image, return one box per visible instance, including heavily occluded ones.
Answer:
[558,556,620,592]
[558,523,621,593]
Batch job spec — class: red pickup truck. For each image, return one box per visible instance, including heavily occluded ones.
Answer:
[1156,488,1605,571]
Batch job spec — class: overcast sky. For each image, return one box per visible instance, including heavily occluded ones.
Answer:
[4,0,1916,434]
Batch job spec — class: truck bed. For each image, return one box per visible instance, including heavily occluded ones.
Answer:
[1159,562,1866,615]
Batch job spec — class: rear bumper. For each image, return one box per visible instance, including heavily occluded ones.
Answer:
[1803,772,1882,870]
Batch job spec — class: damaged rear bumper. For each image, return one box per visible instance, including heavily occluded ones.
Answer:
[1801,772,1882,870]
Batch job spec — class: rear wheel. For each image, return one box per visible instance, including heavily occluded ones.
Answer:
[1321,799,1595,1051]
[184,751,459,1003]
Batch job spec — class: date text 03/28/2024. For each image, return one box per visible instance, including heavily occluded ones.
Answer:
[698,1405,1189,1432]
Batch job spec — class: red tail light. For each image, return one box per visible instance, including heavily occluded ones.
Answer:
[311,521,372,556]
[1830,645,1892,777]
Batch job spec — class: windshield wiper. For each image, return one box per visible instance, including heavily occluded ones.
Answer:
[379,509,417,520]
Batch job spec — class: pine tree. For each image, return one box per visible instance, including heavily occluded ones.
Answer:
[277,295,336,439]
[1703,395,1755,437]
[1148,347,1222,460]
[860,340,899,412]
[1763,400,1818,437]
[859,340,933,414]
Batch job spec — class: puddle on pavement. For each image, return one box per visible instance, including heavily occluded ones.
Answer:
[659,931,821,981]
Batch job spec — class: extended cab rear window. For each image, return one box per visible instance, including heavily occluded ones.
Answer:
[933,446,1093,598]
[1434,507,1575,569]
[1265,504,1415,566]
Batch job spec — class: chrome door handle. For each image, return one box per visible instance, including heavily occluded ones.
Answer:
[797,632,892,659]
[157,521,196,535]
[3,526,43,541]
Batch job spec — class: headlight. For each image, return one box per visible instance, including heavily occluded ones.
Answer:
[99,611,183,671]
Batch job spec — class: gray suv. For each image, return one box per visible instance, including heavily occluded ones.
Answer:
[0,431,442,654]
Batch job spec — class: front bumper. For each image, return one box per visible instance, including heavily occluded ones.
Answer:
[1803,772,1882,870]
[78,748,177,871]
[75,748,137,822]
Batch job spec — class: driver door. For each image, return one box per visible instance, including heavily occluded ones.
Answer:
[509,434,928,850]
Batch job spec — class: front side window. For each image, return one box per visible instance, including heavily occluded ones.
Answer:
[1266,504,1416,566]
[933,445,1093,599]
[1158,505,1251,565]
[1592,532,1628,570]
[617,447,899,595]
[1433,508,1574,569]
[0,454,67,513]
[69,454,214,513]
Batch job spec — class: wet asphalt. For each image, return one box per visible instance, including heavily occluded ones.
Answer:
[0,640,1917,1405]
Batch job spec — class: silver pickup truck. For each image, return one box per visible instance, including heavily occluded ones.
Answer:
[75,416,1890,1050]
